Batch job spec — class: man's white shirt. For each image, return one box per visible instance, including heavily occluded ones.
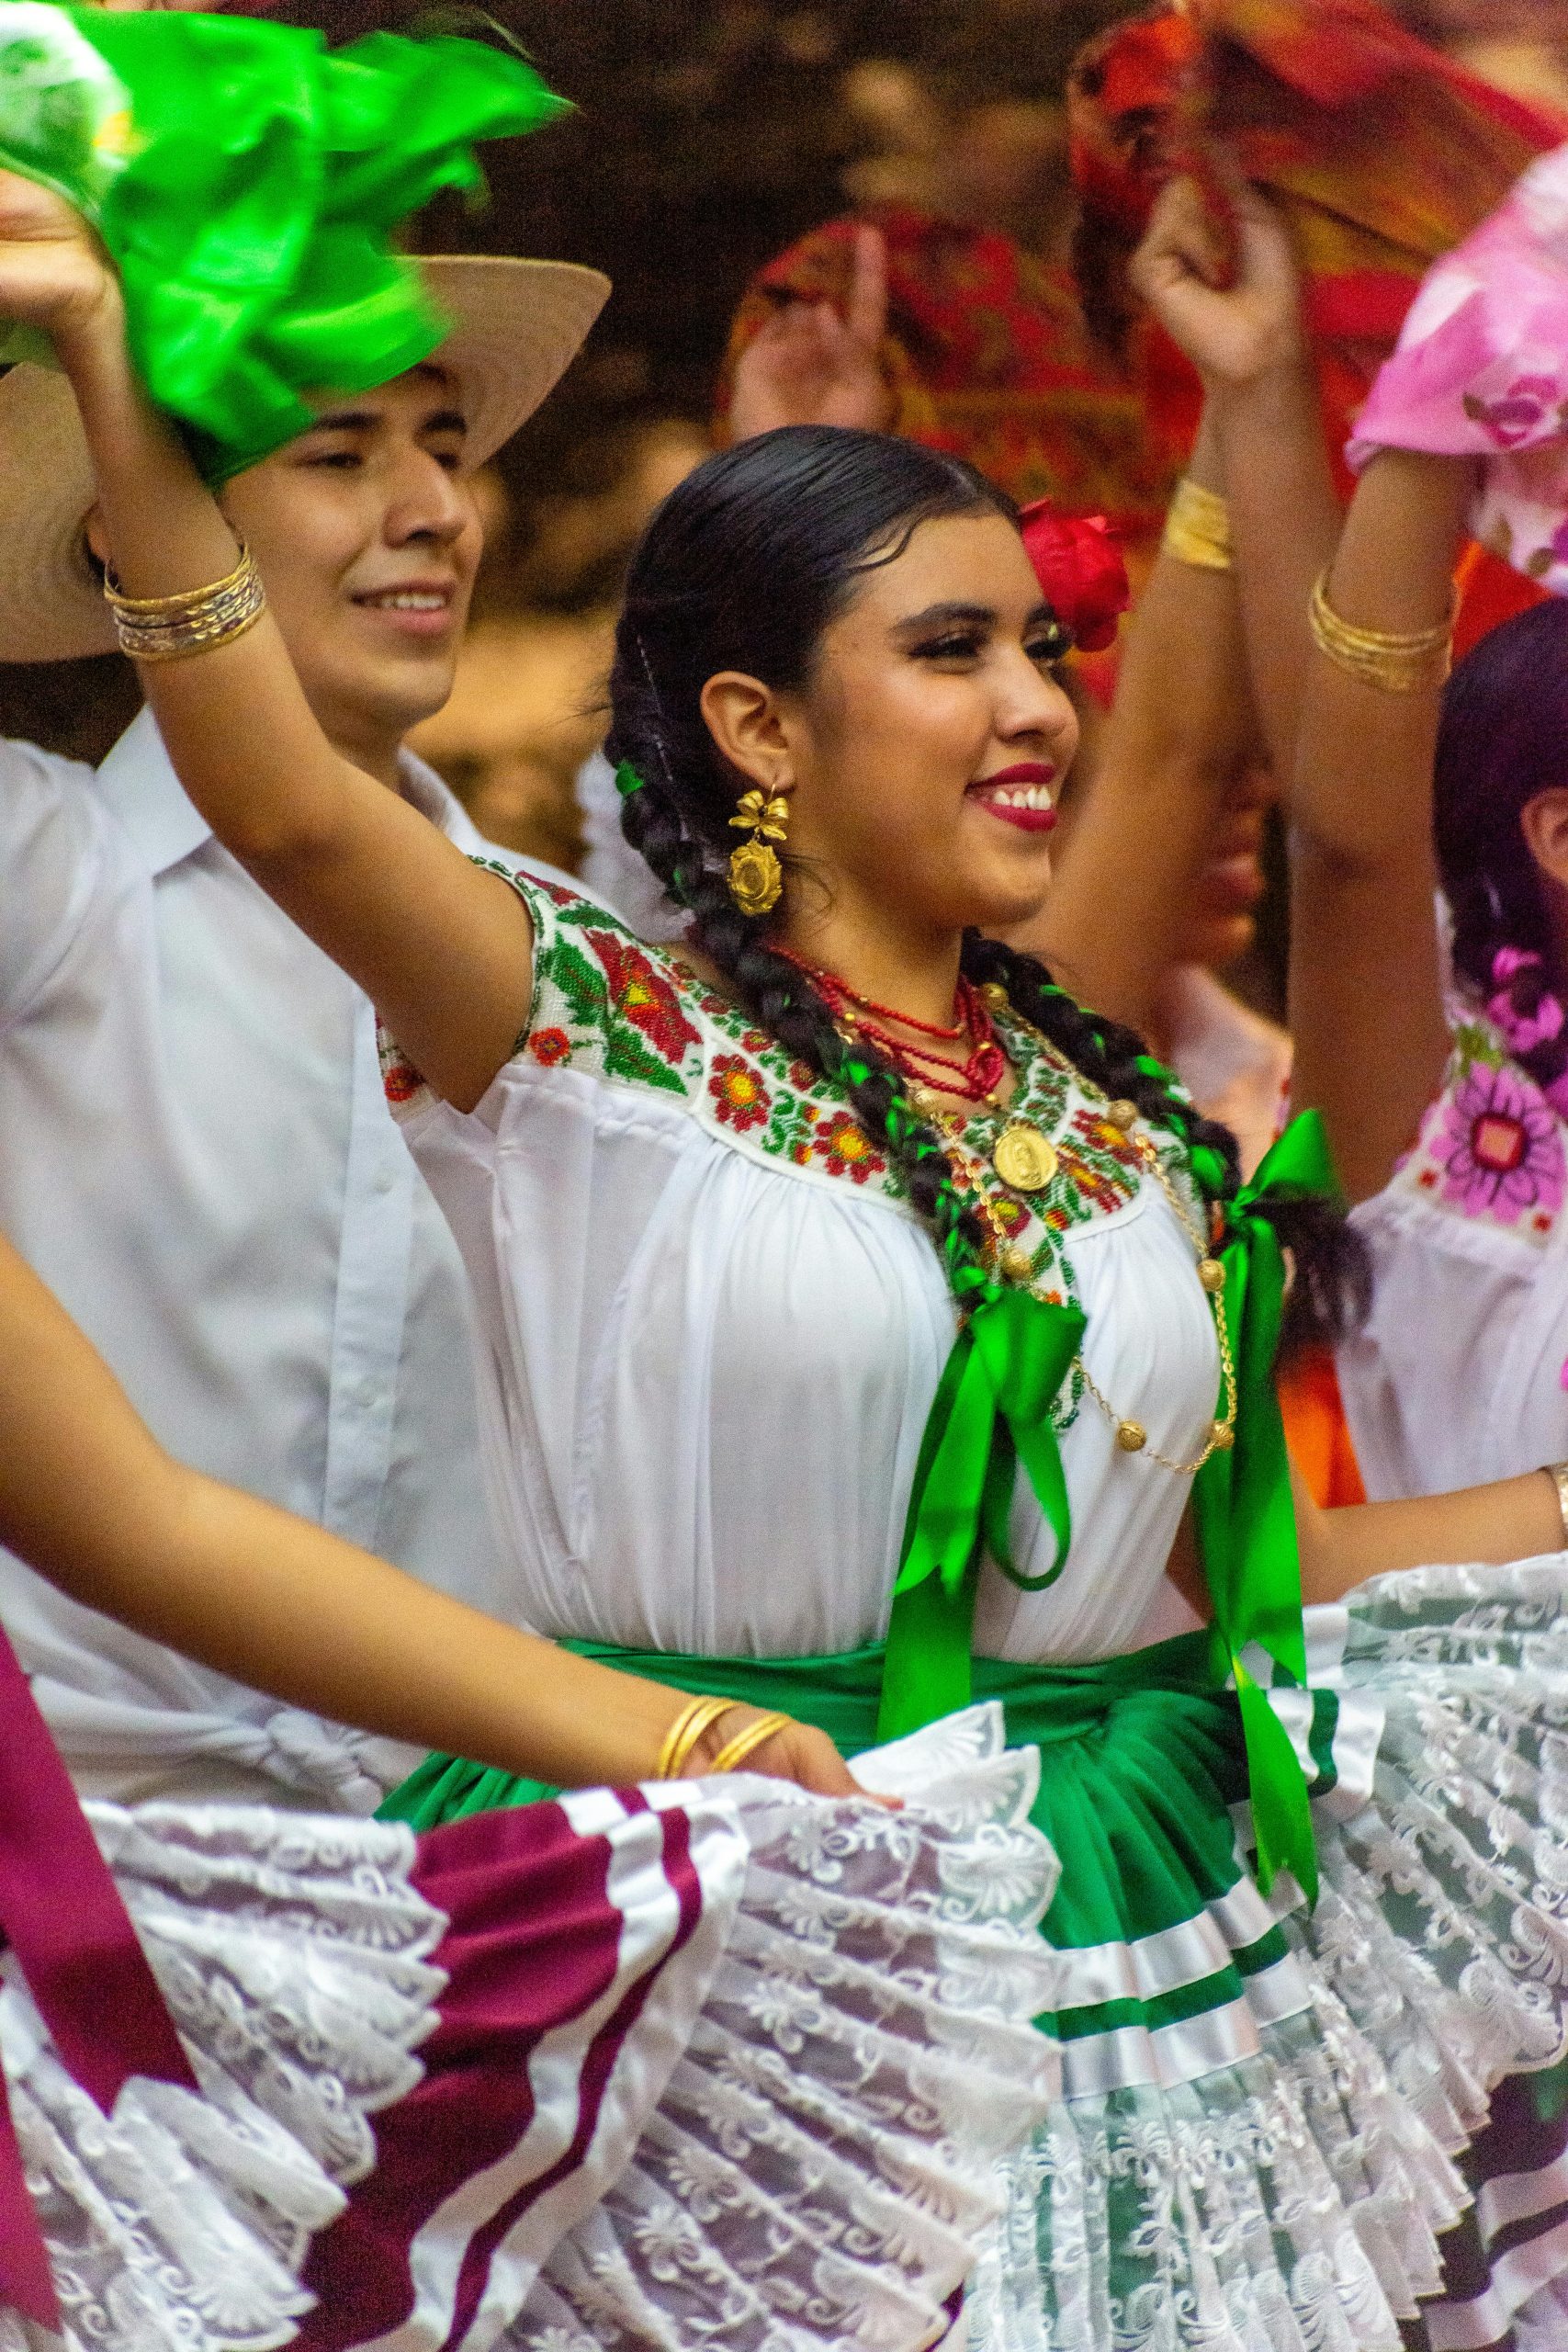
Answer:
[0,706,517,1807]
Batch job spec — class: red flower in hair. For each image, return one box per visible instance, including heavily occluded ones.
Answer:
[1018,504,1131,653]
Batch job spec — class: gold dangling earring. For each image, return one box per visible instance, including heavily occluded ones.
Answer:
[727,786,789,916]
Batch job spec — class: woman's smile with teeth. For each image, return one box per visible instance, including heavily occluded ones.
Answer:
[358,590,449,610]
[968,767,1058,831]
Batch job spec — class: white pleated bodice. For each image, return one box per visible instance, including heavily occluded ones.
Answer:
[384,873,1222,1665]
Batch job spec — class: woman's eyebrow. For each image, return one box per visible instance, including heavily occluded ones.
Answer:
[892,599,1057,636]
[893,600,997,635]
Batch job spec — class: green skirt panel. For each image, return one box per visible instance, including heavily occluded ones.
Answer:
[377,1632,1342,2009]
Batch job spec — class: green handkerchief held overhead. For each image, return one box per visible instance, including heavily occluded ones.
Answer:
[0,3,566,479]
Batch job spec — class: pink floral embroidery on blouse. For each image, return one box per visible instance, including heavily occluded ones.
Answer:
[1436,1060,1565,1224]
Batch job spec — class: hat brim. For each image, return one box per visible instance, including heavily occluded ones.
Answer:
[0,254,610,665]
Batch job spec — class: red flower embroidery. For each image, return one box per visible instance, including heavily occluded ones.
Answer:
[816,1112,886,1183]
[530,1027,571,1067]
[381,1050,423,1105]
[1060,1148,1128,1215]
[1071,1107,1141,1167]
[710,1054,770,1131]
[587,931,700,1067]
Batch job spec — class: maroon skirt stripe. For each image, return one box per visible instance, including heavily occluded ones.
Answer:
[296,1792,700,2349]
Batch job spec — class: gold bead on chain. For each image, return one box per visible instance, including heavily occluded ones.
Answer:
[1071,1123,1237,1472]
[984,1082,1238,1476]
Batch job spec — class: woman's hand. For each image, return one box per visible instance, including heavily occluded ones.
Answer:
[671,1701,883,1800]
[0,168,120,359]
[1129,172,1306,393]
[728,224,893,440]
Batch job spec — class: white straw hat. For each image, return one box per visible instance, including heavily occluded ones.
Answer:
[0,252,609,663]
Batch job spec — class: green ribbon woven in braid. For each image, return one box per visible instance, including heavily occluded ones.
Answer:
[874,1000,1338,1907]
[0,4,565,481]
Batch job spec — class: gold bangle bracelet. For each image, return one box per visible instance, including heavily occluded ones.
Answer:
[1309,568,1456,693]
[105,540,267,662]
[707,1711,794,1775]
[104,542,254,616]
[1161,477,1233,571]
[654,1695,735,1781]
[1543,1461,1568,1548]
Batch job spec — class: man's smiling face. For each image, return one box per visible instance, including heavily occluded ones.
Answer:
[218,363,484,768]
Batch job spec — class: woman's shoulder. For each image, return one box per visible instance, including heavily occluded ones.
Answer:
[495,861,709,1101]
[412,862,909,1197]
[1365,1001,1566,1254]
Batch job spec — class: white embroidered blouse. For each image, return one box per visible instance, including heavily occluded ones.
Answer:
[383,873,1224,1665]
[1339,1004,1568,1498]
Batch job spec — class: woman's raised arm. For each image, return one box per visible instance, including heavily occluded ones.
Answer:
[1288,450,1474,1202]
[1031,180,1260,1032]
[0,168,531,1112]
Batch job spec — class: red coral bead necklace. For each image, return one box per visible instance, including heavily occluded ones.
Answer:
[777,950,1009,1105]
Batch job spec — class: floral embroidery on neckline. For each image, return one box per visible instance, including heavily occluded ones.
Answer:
[1399,1010,1564,1243]
[411,867,1162,1261]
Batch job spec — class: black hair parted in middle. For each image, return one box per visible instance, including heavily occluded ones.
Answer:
[608,424,1367,1351]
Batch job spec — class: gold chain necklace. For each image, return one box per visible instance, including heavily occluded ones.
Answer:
[904,991,1236,1477]
[1074,1121,1237,1474]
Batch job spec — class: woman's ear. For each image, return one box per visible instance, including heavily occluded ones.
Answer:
[83,501,111,570]
[1519,788,1568,893]
[699,671,795,797]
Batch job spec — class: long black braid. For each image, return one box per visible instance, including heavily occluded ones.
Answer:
[610,424,1368,1351]
[1436,598,1568,1112]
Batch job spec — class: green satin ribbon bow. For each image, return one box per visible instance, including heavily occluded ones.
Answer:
[877,1106,1339,1911]
[0,6,565,481]
[1192,1110,1340,1905]
[878,1274,1084,1740]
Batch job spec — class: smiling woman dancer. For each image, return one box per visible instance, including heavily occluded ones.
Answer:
[19,160,1568,2352]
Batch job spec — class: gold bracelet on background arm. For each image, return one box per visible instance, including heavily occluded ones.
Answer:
[654,1695,735,1780]
[1308,568,1456,694]
[1543,1462,1568,1548]
[1160,477,1233,571]
[707,1711,794,1775]
[104,541,267,662]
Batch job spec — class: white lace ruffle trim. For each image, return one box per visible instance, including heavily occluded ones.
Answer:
[0,1710,1059,2352]
[966,1551,1568,2352]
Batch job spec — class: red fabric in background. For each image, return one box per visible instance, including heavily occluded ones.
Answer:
[1068,0,1568,637]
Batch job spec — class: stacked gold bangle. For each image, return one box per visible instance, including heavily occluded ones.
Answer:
[1161,478,1233,571]
[1543,1461,1568,1547]
[654,1696,795,1780]
[104,542,267,662]
[654,1695,733,1779]
[708,1712,793,1774]
[1308,568,1456,694]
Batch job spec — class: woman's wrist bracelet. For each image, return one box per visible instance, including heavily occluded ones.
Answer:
[1308,568,1456,694]
[654,1694,734,1780]
[1543,1461,1568,1548]
[706,1710,793,1775]
[1161,478,1233,571]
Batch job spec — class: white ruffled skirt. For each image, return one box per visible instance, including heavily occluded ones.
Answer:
[0,1725,1059,2352]
[959,1553,1568,2352]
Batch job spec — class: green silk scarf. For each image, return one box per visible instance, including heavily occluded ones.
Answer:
[0,6,564,479]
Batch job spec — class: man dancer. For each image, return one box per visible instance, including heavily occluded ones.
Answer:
[0,251,606,1806]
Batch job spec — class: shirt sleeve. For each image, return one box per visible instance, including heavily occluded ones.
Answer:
[0,737,120,1031]
[379,859,708,1114]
